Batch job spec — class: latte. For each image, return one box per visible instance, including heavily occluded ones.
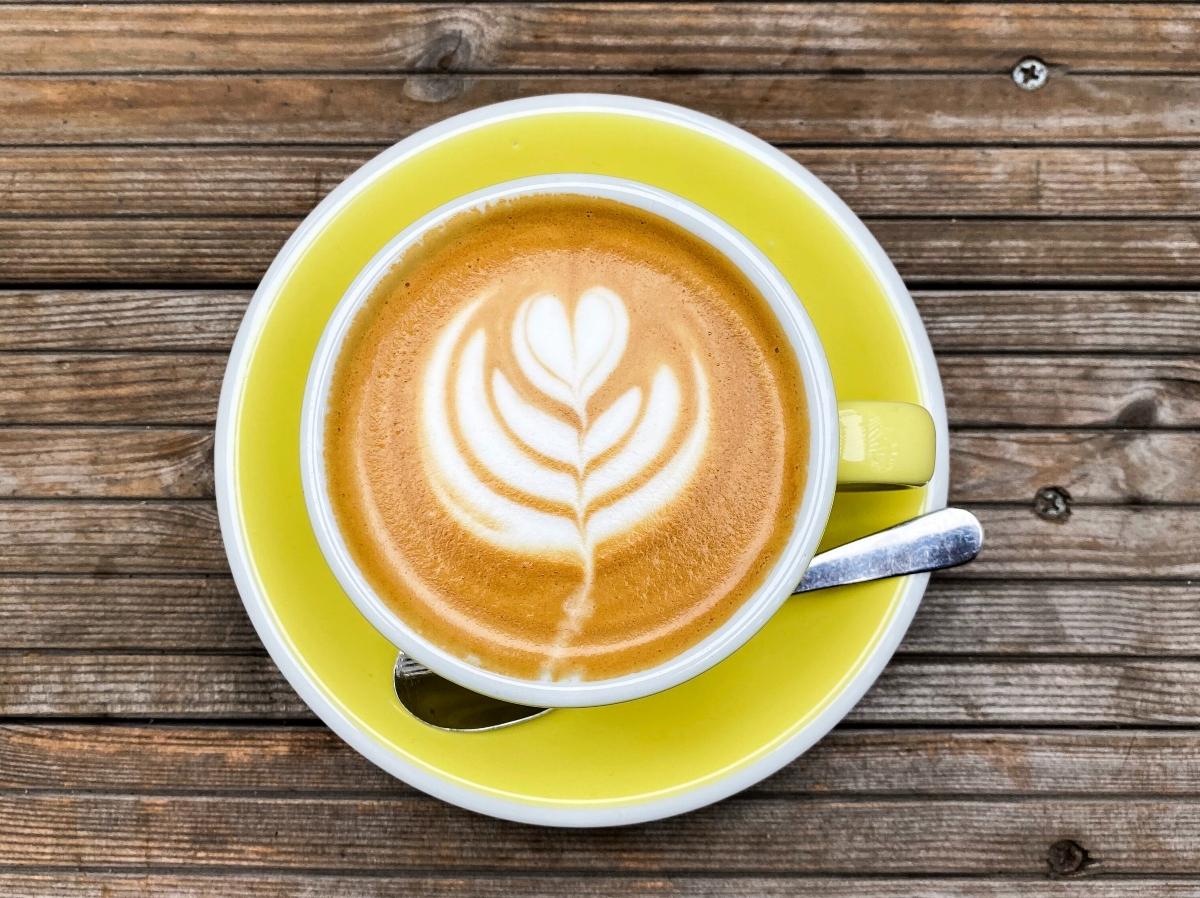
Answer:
[325,194,808,681]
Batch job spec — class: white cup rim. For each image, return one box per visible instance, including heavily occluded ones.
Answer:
[299,173,840,707]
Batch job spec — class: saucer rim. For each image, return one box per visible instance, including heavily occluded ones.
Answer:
[214,93,950,827]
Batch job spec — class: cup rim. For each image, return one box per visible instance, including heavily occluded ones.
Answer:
[299,173,840,708]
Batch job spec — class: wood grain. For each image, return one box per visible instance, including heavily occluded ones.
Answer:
[880,219,1200,284]
[959,506,1200,579]
[0,219,294,284]
[4,576,1198,657]
[0,876,1196,898]
[2,75,1198,146]
[0,501,226,574]
[4,217,1197,284]
[4,4,1199,74]
[952,431,1200,504]
[0,354,224,425]
[6,148,1200,218]
[855,659,1200,725]
[939,355,1200,429]
[6,724,1200,796]
[4,352,1197,427]
[906,581,1200,656]
[0,502,1195,578]
[917,291,1200,353]
[0,793,1197,873]
[5,290,1197,353]
[5,653,1200,723]
[0,577,254,650]
[0,290,249,351]
[0,428,214,498]
[4,428,1198,506]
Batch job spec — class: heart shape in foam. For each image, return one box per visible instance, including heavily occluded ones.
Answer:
[518,287,629,416]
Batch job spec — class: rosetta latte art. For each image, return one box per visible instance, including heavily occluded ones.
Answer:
[421,286,710,662]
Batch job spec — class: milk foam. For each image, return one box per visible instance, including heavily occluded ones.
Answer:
[421,286,710,662]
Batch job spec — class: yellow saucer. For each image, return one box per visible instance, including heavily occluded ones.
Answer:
[215,95,949,826]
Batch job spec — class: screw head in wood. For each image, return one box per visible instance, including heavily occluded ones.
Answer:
[1013,57,1048,90]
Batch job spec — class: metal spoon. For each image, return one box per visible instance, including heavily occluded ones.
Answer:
[394,507,983,731]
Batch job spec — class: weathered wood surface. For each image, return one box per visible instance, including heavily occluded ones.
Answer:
[5,289,1197,352]
[0,428,215,498]
[5,217,1198,284]
[952,430,1200,504]
[3,75,1198,146]
[6,724,1200,796]
[1,878,1197,898]
[5,577,1199,657]
[4,4,1199,74]
[0,354,225,425]
[2,1,1196,889]
[6,148,1200,218]
[1,793,1198,873]
[4,428,1199,507]
[4,652,1200,723]
[0,502,1193,578]
[5,351,1198,427]
[0,501,227,574]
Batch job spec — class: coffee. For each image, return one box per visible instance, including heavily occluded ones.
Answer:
[325,194,808,681]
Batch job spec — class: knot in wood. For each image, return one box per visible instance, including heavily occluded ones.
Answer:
[1034,485,1072,522]
[1048,839,1091,876]
[418,30,471,73]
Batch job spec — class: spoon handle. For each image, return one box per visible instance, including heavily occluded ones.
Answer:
[794,507,983,594]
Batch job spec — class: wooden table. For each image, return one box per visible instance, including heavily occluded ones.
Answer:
[2,3,1198,894]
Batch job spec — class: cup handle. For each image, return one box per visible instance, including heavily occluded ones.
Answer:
[836,401,935,489]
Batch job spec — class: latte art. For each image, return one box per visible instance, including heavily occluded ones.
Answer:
[324,194,807,681]
[422,287,710,661]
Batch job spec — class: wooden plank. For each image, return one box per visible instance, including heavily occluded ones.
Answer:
[0,218,294,284]
[6,877,1200,898]
[0,428,213,498]
[0,354,224,425]
[4,290,1197,353]
[5,653,1200,723]
[939,355,1200,429]
[0,501,226,574]
[6,148,1200,218]
[877,219,1200,284]
[916,291,1200,353]
[0,653,306,718]
[0,502,1197,577]
[3,218,1199,285]
[0,793,1198,873]
[0,577,254,650]
[5,428,1197,505]
[4,352,1197,428]
[959,506,1200,579]
[906,582,1200,656]
[1,75,1197,146]
[854,659,1200,725]
[0,290,248,351]
[0,876,1196,898]
[952,431,1200,504]
[4,4,1199,74]
[4,576,1198,657]
[6,724,1200,797]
